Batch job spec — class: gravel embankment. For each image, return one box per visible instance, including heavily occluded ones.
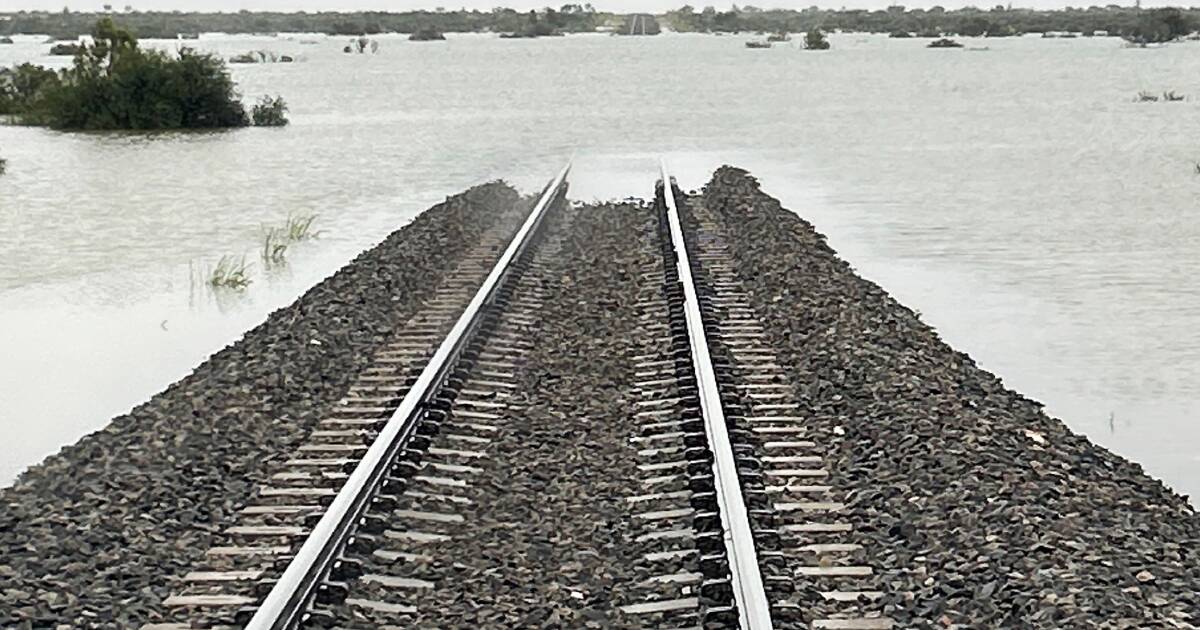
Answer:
[0,183,526,628]
[688,166,1200,628]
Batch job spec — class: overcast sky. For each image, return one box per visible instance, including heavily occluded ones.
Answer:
[8,0,1189,13]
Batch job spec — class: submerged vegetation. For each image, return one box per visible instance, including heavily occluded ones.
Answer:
[260,214,319,266]
[283,213,319,241]
[251,95,289,126]
[229,50,294,63]
[803,28,831,50]
[48,42,83,55]
[198,214,320,293]
[261,230,289,265]
[208,255,252,290]
[928,38,965,48]
[409,27,446,41]
[0,18,287,130]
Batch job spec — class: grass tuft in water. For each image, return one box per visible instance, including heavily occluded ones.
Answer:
[259,213,319,265]
[285,213,319,241]
[209,255,252,289]
[261,227,289,264]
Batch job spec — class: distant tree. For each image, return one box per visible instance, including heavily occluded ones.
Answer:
[665,5,701,32]
[957,16,991,36]
[1124,8,1192,43]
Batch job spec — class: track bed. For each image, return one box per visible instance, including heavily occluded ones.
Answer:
[3,165,1196,630]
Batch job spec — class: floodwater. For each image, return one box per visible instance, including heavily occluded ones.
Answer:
[1,32,1197,504]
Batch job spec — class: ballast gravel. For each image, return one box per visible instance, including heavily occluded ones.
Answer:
[688,166,1200,628]
[2,167,1196,629]
[0,183,526,628]
[323,202,660,628]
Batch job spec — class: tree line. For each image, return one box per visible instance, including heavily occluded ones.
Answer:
[0,6,608,39]
[1,5,1196,42]
[662,5,1195,41]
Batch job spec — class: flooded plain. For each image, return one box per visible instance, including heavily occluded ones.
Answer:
[1,32,1197,502]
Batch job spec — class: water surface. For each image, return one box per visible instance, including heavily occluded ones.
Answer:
[1,32,1197,503]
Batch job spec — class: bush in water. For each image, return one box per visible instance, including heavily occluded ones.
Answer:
[251,95,289,127]
[2,18,265,130]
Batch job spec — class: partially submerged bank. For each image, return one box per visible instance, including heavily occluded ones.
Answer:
[0,183,528,626]
[684,166,1199,627]
[0,166,1195,627]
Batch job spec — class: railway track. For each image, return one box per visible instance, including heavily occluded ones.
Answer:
[146,162,893,629]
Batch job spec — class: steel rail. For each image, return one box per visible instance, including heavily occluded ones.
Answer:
[245,162,572,630]
[659,160,774,630]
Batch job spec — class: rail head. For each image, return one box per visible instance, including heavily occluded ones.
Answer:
[659,160,774,630]
[244,162,571,630]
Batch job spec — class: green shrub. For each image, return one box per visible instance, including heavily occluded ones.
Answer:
[4,18,251,130]
[0,63,60,115]
[803,28,830,50]
[251,94,288,127]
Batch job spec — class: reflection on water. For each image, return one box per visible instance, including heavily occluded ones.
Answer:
[1,33,1197,503]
